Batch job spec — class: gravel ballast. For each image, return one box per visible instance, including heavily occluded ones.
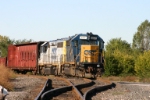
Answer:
[4,75,150,100]
[92,82,150,100]
[5,75,47,100]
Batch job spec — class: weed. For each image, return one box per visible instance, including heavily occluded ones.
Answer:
[0,65,16,90]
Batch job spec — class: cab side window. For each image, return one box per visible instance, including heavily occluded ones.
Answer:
[43,46,47,53]
[74,40,78,47]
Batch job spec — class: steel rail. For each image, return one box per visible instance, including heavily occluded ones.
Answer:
[83,83,116,100]
[35,78,115,100]
[35,79,52,100]
[69,81,84,100]
[39,77,85,100]
[41,86,72,100]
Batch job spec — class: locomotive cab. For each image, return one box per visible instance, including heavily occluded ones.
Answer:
[38,42,49,66]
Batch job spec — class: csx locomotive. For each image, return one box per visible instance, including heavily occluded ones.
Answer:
[0,32,105,78]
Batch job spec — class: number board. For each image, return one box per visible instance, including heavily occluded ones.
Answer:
[91,37,97,40]
[80,36,87,39]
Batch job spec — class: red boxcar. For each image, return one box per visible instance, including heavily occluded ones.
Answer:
[0,57,7,66]
[7,42,44,73]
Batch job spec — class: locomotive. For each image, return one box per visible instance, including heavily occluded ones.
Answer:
[0,32,105,78]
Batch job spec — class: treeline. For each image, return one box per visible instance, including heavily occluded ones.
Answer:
[0,20,150,78]
[105,20,150,78]
[0,35,33,57]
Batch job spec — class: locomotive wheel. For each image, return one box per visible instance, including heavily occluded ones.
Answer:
[96,72,101,77]
[96,68,102,77]
[91,74,96,79]
[73,68,76,76]
[71,67,76,76]
[41,67,45,75]
[79,70,85,78]
[78,72,82,77]
[55,68,58,76]
[82,69,85,78]
[32,70,36,75]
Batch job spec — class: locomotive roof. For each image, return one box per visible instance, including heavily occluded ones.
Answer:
[49,33,104,43]
[49,36,74,42]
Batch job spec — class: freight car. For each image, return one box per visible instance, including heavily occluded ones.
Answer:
[6,42,44,74]
[0,32,105,78]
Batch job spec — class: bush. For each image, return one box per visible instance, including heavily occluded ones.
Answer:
[104,50,135,76]
[0,65,16,90]
[135,51,150,77]
[104,54,122,76]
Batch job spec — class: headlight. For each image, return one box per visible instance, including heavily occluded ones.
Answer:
[97,65,100,67]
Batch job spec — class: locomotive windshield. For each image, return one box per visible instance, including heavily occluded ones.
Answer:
[80,40,97,45]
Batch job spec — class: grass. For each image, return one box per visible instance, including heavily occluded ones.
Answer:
[0,65,16,90]
[101,75,139,82]
[101,75,150,83]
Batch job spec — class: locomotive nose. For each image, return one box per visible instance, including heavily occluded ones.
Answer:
[80,45,99,63]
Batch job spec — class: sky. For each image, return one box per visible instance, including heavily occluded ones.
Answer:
[0,0,150,45]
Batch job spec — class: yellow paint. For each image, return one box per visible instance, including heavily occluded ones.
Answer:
[63,41,66,62]
[80,45,99,63]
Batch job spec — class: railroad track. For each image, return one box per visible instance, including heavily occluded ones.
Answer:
[35,77,115,100]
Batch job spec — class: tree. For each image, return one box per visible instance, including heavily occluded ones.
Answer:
[106,38,131,54]
[135,51,150,77]
[104,38,134,76]
[132,20,150,52]
[14,39,34,44]
[0,35,14,57]
[0,35,34,57]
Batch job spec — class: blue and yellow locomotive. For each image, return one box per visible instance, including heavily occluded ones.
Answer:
[38,32,105,77]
